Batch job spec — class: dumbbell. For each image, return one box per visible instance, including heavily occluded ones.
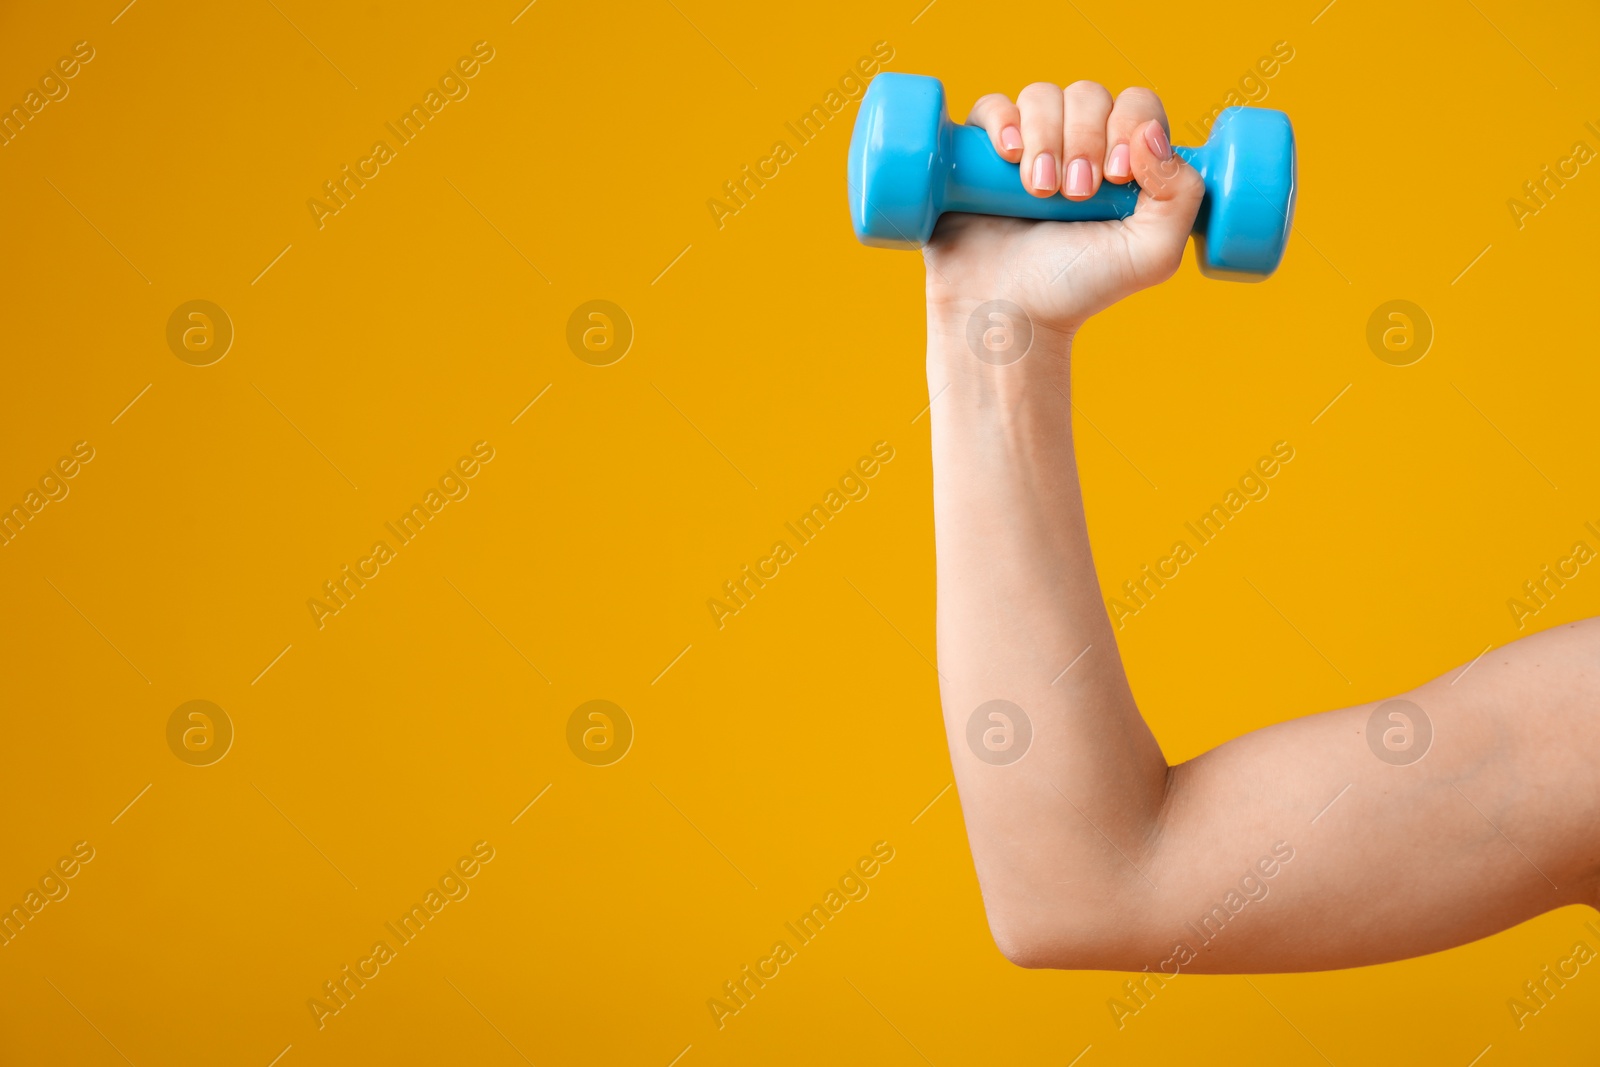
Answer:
[847,73,1297,280]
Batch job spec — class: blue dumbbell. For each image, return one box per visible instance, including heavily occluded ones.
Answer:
[847,73,1297,281]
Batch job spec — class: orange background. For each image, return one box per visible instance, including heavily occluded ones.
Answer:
[2,1,1598,1064]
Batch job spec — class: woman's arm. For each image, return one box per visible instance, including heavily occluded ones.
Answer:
[926,81,1600,973]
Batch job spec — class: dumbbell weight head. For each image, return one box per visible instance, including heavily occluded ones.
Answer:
[847,73,1297,281]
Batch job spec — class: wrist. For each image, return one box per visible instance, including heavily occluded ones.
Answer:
[926,298,1075,384]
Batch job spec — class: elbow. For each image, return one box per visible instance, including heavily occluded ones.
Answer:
[993,930,1062,970]
[984,910,1085,971]
[984,900,1146,971]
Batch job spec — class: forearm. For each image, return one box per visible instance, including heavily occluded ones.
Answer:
[927,311,1170,961]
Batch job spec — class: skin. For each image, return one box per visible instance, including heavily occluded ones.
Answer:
[925,80,1600,973]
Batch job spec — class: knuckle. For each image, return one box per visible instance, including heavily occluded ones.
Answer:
[1018,81,1062,105]
[1064,80,1112,106]
[1116,86,1160,106]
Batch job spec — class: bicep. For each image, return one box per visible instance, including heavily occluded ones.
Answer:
[1109,620,1600,973]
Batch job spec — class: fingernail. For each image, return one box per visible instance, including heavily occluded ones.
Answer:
[1066,158,1092,197]
[1031,153,1056,192]
[1144,122,1171,160]
[1000,125,1022,152]
[1106,143,1130,179]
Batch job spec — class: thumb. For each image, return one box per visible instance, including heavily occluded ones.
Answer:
[1123,119,1204,278]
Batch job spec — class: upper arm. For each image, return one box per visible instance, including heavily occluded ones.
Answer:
[1025,619,1600,973]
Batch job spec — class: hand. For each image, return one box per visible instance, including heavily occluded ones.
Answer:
[924,81,1204,341]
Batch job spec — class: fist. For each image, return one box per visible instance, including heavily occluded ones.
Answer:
[925,81,1204,337]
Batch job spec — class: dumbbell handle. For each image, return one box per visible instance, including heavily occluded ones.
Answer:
[942,123,1206,229]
